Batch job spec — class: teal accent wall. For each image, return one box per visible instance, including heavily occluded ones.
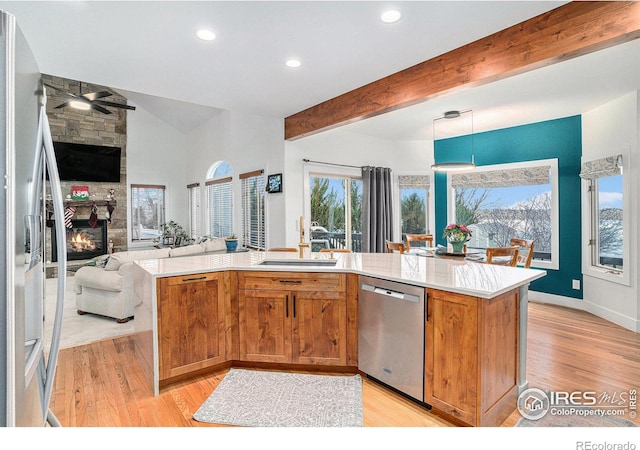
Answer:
[434,116,583,299]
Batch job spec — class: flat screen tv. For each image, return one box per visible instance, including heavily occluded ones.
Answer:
[51,142,122,182]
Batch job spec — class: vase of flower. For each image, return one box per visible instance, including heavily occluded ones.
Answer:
[449,240,466,254]
[443,223,472,254]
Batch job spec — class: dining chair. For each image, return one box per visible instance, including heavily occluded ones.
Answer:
[385,241,405,254]
[485,246,519,267]
[509,238,535,268]
[319,248,352,253]
[404,234,434,250]
[268,247,297,252]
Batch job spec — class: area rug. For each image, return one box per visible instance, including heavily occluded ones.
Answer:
[516,411,637,427]
[193,369,364,427]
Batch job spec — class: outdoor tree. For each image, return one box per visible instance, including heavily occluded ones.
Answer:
[598,207,623,257]
[350,181,362,233]
[455,188,493,226]
[310,177,343,231]
[401,192,426,234]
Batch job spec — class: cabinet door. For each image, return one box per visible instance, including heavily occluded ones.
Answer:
[239,289,291,363]
[291,291,347,366]
[426,290,478,425]
[157,273,226,380]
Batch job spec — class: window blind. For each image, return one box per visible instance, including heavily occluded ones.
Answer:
[240,170,265,250]
[206,178,233,238]
[451,165,550,188]
[579,154,623,180]
[187,183,201,238]
[398,175,430,190]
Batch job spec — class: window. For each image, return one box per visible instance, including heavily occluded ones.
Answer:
[187,183,201,239]
[131,184,165,241]
[398,175,430,242]
[206,161,233,238]
[449,159,558,269]
[240,169,265,250]
[591,175,623,270]
[580,154,625,281]
[307,173,362,252]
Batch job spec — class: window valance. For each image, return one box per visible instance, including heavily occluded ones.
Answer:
[579,155,622,180]
[398,175,430,190]
[451,165,550,189]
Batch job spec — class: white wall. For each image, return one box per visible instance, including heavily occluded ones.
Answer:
[126,104,189,247]
[185,110,285,247]
[581,91,639,331]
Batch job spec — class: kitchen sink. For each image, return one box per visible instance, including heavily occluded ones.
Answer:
[258,259,338,266]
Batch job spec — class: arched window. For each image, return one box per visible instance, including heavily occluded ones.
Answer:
[205,161,233,238]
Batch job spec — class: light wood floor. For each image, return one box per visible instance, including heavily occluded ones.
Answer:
[49,301,640,427]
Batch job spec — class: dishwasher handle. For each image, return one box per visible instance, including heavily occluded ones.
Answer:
[361,283,421,303]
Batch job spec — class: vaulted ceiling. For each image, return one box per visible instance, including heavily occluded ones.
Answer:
[2,1,639,138]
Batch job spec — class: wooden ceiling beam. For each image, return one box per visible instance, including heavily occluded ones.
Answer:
[284,1,640,140]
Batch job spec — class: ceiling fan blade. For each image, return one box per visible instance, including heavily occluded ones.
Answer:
[43,82,62,93]
[92,104,112,114]
[83,91,113,101]
[54,102,70,109]
[43,82,81,99]
[93,100,137,111]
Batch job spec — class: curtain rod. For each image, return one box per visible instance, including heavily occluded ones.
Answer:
[302,158,362,169]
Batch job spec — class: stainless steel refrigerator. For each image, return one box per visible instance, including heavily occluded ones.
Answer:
[1,10,67,427]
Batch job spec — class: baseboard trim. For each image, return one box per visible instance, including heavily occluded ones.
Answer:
[528,290,585,310]
[529,290,639,333]
[582,301,639,333]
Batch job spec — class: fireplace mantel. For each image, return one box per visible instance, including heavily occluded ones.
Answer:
[48,199,117,209]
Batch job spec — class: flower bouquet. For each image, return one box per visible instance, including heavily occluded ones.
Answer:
[443,223,472,253]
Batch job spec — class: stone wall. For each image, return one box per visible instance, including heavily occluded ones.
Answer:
[43,74,130,255]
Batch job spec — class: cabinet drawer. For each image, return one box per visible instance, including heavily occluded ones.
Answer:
[163,272,220,286]
[238,271,345,291]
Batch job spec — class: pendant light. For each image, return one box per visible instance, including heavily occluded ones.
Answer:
[431,109,476,172]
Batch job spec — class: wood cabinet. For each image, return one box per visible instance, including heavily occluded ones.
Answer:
[238,272,347,366]
[424,288,519,427]
[157,272,227,381]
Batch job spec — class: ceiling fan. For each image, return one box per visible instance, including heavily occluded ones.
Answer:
[44,81,136,115]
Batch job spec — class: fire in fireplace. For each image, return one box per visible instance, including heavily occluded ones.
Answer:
[51,219,108,262]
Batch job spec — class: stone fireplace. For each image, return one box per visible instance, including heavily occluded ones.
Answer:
[51,219,108,262]
[43,74,130,271]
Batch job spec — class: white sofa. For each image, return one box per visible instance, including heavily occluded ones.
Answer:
[74,239,227,322]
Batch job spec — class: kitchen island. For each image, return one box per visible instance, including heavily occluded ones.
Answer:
[131,250,545,426]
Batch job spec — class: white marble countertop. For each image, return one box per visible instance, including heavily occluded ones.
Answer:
[134,250,546,299]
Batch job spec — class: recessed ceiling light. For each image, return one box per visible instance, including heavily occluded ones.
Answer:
[381,9,402,24]
[285,59,301,68]
[196,29,216,41]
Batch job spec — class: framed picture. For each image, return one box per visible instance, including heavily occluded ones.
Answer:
[266,173,283,193]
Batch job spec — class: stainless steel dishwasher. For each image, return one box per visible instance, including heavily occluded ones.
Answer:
[358,275,426,402]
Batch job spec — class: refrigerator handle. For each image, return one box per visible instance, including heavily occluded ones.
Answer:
[34,106,67,423]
